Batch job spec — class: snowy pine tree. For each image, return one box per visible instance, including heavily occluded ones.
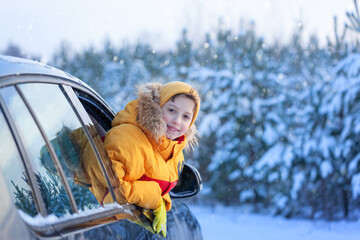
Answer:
[48,8,360,219]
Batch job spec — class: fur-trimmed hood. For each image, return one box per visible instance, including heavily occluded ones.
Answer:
[112,82,199,151]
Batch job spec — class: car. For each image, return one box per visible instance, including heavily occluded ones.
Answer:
[0,55,203,240]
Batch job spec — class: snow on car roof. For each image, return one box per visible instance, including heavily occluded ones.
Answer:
[0,55,79,81]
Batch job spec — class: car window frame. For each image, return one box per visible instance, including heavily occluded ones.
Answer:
[75,90,114,132]
[61,84,118,203]
[0,75,135,236]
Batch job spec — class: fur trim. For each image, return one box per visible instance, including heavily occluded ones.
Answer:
[136,82,166,141]
[136,82,198,151]
[184,124,199,152]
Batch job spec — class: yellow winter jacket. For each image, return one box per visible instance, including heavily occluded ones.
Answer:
[104,82,199,211]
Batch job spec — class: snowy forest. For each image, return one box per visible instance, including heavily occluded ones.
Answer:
[3,1,360,222]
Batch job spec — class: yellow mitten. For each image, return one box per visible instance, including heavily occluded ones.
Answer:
[142,209,154,221]
[152,199,167,237]
[128,212,155,235]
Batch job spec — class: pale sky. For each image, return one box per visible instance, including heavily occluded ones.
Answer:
[0,0,356,60]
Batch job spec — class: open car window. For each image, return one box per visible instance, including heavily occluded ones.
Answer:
[64,86,126,205]
[75,89,114,132]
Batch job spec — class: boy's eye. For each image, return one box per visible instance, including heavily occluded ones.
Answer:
[168,108,175,113]
[184,115,191,120]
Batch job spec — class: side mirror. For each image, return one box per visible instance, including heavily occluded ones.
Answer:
[170,163,202,198]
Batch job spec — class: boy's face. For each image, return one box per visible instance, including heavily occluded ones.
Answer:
[162,94,195,140]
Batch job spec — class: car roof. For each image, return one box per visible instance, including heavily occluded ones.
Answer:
[0,55,104,99]
[0,55,79,81]
[0,55,114,115]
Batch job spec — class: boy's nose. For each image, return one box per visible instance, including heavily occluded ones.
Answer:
[172,115,180,125]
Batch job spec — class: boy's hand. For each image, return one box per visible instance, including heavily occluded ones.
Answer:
[153,199,167,237]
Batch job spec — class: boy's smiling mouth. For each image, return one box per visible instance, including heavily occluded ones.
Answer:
[167,125,179,132]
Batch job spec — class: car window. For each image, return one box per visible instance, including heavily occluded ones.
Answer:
[0,107,37,217]
[0,83,108,218]
[18,83,107,210]
[0,85,76,216]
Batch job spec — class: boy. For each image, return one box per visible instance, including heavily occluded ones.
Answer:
[104,81,200,237]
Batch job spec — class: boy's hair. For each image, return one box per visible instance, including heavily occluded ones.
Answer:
[169,93,198,113]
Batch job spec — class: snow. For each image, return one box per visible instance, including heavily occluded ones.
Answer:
[228,169,241,181]
[349,153,360,174]
[352,174,360,198]
[262,123,278,145]
[18,203,131,227]
[239,190,254,202]
[17,203,360,239]
[320,161,333,178]
[198,113,220,137]
[255,143,292,170]
[189,205,360,240]
[334,53,360,77]
[291,172,305,199]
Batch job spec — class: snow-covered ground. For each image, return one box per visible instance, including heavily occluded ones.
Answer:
[189,205,360,240]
